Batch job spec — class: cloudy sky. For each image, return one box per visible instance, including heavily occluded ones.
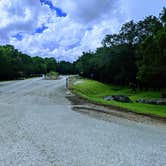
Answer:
[0,0,165,61]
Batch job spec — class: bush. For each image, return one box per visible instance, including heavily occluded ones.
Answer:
[45,71,59,80]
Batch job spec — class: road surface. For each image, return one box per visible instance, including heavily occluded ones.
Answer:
[0,77,166,166]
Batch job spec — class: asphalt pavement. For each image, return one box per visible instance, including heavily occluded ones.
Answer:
[0,77,166,166]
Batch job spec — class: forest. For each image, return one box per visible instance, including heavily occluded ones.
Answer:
[0,45,57,80]
[0,8,166,89]
[74,8,166,89]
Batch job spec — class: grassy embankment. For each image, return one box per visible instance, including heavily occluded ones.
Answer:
[71,79,166,118]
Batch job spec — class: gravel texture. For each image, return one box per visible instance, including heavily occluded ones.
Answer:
[0,77,166,166]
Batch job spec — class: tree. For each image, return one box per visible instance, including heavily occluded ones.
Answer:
[120,20,137,46]
[137,32,166,89]
[32,56,47,74]
[75,52,96,78]
[135,16,163,44]
[75,8,165,89]
[45,58,57,73]
[160,7,166,26]
[0,45,58,80]
[57,61,76,74]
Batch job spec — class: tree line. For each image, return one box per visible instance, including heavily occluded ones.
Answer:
[0,45,57,80]
[74,8,166,89]
[0,8,165,90]
[0,44,76,80]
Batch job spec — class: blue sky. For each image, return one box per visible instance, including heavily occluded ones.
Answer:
[40,0,67,17]
[0,0,165,61]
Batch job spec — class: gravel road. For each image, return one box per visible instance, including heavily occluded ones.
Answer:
[0,77,166,166]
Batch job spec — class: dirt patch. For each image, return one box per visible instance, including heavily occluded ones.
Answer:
[66,95,89,105]
[67,93,166,126]
[66,76,166,126]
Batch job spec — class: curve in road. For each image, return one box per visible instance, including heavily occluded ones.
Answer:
[0,77,166,166]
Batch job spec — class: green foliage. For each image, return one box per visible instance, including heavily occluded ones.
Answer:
[0,45,57,80]
[46,71,59,77]
[46,71,59,76]
[57,61,76,74]
[45,58,57,73]
[75,8,166,89]
[1,8,165,89]
[72,79,166,118]
[137,31,166,88]
[160,7,166,25]
[75,44,137,85]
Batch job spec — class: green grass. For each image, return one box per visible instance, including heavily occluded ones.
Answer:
[71,79,166,118]
[46,71,59,77]
[45,71,59,80]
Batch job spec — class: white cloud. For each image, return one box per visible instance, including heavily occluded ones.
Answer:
[11,13,120,62]
[7,0,122,61]
[12,1,121,61]
[2,0,156,61]
[0,0,49,42]
[52,0,122,24]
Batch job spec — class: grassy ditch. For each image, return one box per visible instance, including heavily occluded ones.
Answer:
[71,79,166,118]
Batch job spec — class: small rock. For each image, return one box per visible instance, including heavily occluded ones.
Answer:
[136,99,145,103]
[103,96,114,101]
[136,98,166,105]
[104,95,132,103]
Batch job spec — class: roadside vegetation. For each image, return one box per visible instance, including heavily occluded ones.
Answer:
[69,8,166,118]
[0,8,165,118]
[74,8,166,90]
[0,45,57,80]
[0,45,76,81]
[45,71,59,80]
[72,79,166,118]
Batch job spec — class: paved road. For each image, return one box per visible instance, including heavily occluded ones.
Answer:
[0,77,166,166]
